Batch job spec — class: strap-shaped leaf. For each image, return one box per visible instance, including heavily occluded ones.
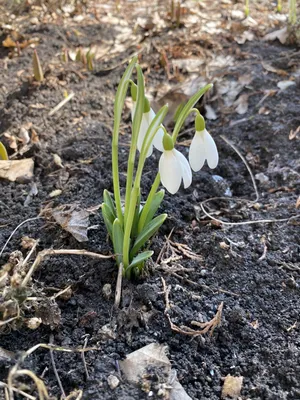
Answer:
[130,213,167,259]
[103,189,116,219]
[112,218,124,265]
[127,250,153,271]
[0,141,8,160]
[138,189,165,233]
[102,204,114,238]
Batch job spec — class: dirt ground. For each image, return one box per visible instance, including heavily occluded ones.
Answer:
[0,1,299,399]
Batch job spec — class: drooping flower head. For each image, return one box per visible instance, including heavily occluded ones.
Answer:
[131,84,163,157]
[159,132,192,194]
[189,114,218,172]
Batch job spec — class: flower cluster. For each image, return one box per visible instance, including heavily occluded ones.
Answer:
[132,101,219,194]
[102,57,219,278]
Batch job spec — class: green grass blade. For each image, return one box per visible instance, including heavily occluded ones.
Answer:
[126,250,153,273]
[102,204,114,238]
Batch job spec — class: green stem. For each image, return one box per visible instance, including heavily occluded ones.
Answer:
[122,105,168,268]
[172,83,213,143]
[124,67,144,226]
[112,56,137,226]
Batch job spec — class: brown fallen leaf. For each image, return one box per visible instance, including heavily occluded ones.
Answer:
[0,159,34,182]
[52,204,89,242]
[262,62,288,76]
[120,343,171,384]
[235,94,249,115]
[222,375,243,399]
[262,27,288,44]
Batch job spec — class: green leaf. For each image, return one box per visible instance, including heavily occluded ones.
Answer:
[0,141,8,160]
[130,213,167,259]
[102,204,114,238]
[112,218,124,265]
[127,250,153,271]
[103,190,116,219]
[139,189,165,233]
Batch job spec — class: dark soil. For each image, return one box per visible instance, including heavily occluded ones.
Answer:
[0,5,300,400]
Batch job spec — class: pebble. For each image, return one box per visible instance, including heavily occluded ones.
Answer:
[102,283,112,299]
[107,375,119,390]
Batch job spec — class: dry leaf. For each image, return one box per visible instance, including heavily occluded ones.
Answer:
[235,94,249,115]
[296,196,300,209]
[0,159,34,182]
[120,343,192,400]
[52,205,89,242]
[235,30,255,44]
[277,80,296,91]
[222,375,243,399]
[120,343,171,384]
[262,62,288,76]
[263,27,288,44]
[49,189,62,198]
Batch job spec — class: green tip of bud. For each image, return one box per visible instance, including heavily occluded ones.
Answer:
[143,97,150,113]
[163,133,174,151]
[195,114,205,132]
[130,82,137,101]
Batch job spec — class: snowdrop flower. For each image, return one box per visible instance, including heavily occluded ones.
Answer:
[159,133,192,194]
[189,114,218,172]
[131,96,164,158]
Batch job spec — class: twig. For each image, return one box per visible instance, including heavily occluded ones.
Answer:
[81,336,90,380]
[20,239,39,270]
[156,228,174,265]
[0,217,41,258]
[220,135,259,202]
[22,249,113,287]
[49,334,66,398]
[161,277,171,312]
[114,263,123,309]
[0,382,35,400]
[48,92,75,116]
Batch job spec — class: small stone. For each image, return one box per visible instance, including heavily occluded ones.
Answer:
[200,269,207,277]
[107,375,119,389]
[30,17,39,25]
[102,283,112,299]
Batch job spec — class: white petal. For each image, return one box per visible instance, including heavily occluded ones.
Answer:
[159,151,182,194]
[203,129,218,169]
[152,126,164,152]
[189,131,206,172]
[174,149,192,189]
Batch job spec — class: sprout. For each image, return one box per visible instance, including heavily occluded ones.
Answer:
[33,49,44,82]
[102,59,217,279]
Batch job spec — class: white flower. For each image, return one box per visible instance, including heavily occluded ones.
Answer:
[189,129,218,172]
[132,102,164,157]
[159,149,192,194]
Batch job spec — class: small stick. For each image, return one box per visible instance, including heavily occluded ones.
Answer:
[22,249,113,287]
[20,239,39,270]
[220,135,259,202]
[48,92,75,116]
[156,228,174,265]
[49,334,66,398]
[81,336,90,380]
[0,381,35,400]
[114,263,123,309]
